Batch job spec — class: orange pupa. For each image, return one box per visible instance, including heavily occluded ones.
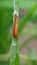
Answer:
[13,14,18,38]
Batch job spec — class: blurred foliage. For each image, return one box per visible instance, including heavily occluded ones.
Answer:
[0,61,9,65]
[19,2,37,32]
[19,0,37,9]
[0,3,13,53]
[0,0,37,65]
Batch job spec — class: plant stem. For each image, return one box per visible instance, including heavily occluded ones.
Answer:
[10,37,20,65]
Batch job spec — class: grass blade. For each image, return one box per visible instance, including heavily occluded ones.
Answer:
[19,2,37,32]
[10,37,20,65]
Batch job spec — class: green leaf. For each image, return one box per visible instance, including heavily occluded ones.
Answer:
[0,7,13,53]
[19,3,37,32]
[0,61,9,65]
